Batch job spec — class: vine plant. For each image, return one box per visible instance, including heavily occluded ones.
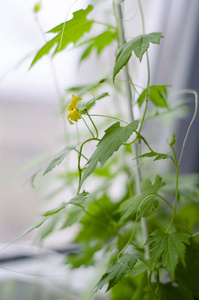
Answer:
[17,0,199,299]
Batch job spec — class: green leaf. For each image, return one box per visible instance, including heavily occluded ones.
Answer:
[118,194,159,221]
[40,215,58,240]
[69,190,89,206]
[94,253,139,293]
[156,283,193,300]
[2,217,49,251]
[42,191,89,217]
[175,240,199,298]
[127,261,148,277]
[43,146,74,175]
[118,176,165,221]
[79,30,117,63]
[113,32,163,81]
[141,175,166,194]
[146,230,190,280]
[81,121,139,184]
[76,195,118,241]
[30,5,94,67]
[135,151,170,161]
[77,92,109,113]
[61,207,85,229]
[137,85,168,107]
[43,202,69,217]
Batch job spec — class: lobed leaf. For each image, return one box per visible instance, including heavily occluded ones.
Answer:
[141,175,166,194]
[93,253,139,293]
[31,5,94,67]
[42,191,89,217]
[113,32,163,81]
[79,30,117,63]
[175,241,199,298]
[118,194,159,221]
[43,146,74,175]
[146,230,190,280]
[81,121,139,184]
[135,151,170,161]
[137,85,168,107]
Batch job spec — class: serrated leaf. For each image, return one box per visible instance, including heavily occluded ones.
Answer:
[69,190,89,206]
[43,146,74,175]
[175,240,199,298]
[118,176,165,221]
[61,207,85,229]
[42,191,89,217]
[93,253,139,293]
[153,153,170,161]
[118,194,159,221]
[127,261,148,277]
[40,215,58,240]
[113,32,163,81]
[79,30,117,63]
[31,5,94,67]
[146,230,190,280]
[135,151,170,161]
[76,195,118,241]
[156,283,193,300]
[138,85,168,107]
[141,175,166,194]
[1,217,49,251]
[81,121,139,184]
[43,202,69,217]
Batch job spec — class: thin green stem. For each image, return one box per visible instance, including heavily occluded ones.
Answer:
[155,194,174,210]
[58,0,79,51]
[137,0,150,133]
[93,20,116,30]
[138,98,148,134]
[115,0,149,260]
[116,78,145,91]
[191,231,199,238]
[77,138,99,194]
[178,90,198,165]
[73,148,88,161]
[82,116,95,138]
[86,112,99,138]
[32,13,67,140]
[165,149,178,233]
[89,114,128,124]
[75,123,80,152]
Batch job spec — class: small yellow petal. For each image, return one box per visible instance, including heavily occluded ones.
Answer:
[67,109,81,125]
[66,94,82,111]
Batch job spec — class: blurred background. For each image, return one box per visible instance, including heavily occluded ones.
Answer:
[0,0,199,299]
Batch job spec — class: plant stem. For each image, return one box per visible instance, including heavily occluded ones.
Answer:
[137,0,150,134]
[82,116,95,138]
[115,0,149,259]
[77,138,99,194]
[86,112,99,138]
[89,114,128,124]
[32,13,67,140]
[166,149,179,233]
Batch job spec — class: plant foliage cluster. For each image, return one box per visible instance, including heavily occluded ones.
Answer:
[18,1,199,299]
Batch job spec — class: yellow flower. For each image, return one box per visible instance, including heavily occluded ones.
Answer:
[66,94,82,125]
